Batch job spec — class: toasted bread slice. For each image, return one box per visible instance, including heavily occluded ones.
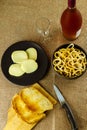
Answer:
[12,94,46,123]
[4,83,57,130]
[31,83,57,105]
[4,107,37,130]
[20,87,54,113]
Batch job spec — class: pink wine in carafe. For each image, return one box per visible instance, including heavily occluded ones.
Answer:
[60,0,82,40]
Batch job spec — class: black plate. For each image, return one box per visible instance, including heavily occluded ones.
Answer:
[52,43,87,79]
[1,41,49,85]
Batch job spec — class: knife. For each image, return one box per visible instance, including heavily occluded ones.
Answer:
[53,84,78,130]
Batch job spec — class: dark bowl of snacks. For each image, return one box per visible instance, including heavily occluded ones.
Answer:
[52,43,87,79]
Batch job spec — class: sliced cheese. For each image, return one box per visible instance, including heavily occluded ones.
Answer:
[21,59,38,73]
[8,64,25,77]
[26,47,37,60]
[11,50,28,63]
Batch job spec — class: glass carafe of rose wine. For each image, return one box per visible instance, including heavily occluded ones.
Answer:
[60,0,82,40]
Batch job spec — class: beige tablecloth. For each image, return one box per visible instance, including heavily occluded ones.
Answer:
[0,0,87,130]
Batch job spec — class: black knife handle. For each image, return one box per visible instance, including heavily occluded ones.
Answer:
[63,103,78,130]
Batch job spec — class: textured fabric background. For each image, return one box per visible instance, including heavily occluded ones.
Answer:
[0,0,87,130]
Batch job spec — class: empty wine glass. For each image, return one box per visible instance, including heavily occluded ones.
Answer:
[36,17,51,43]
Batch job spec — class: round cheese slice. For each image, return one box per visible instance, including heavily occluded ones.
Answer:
[26,48,37,60]
[9,64,25,77]
[11,50,28,63]
[21,59,38,74]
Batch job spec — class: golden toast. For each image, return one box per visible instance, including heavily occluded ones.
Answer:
[4,83,57,130]
[4,107,37,130]
[12,94,46,123]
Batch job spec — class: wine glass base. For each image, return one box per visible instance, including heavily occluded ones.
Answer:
[39,34,52,44]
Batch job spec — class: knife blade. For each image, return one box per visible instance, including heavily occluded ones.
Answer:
[53,84,78,130]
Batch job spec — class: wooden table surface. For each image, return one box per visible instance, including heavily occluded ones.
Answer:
[0,0,87,130]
